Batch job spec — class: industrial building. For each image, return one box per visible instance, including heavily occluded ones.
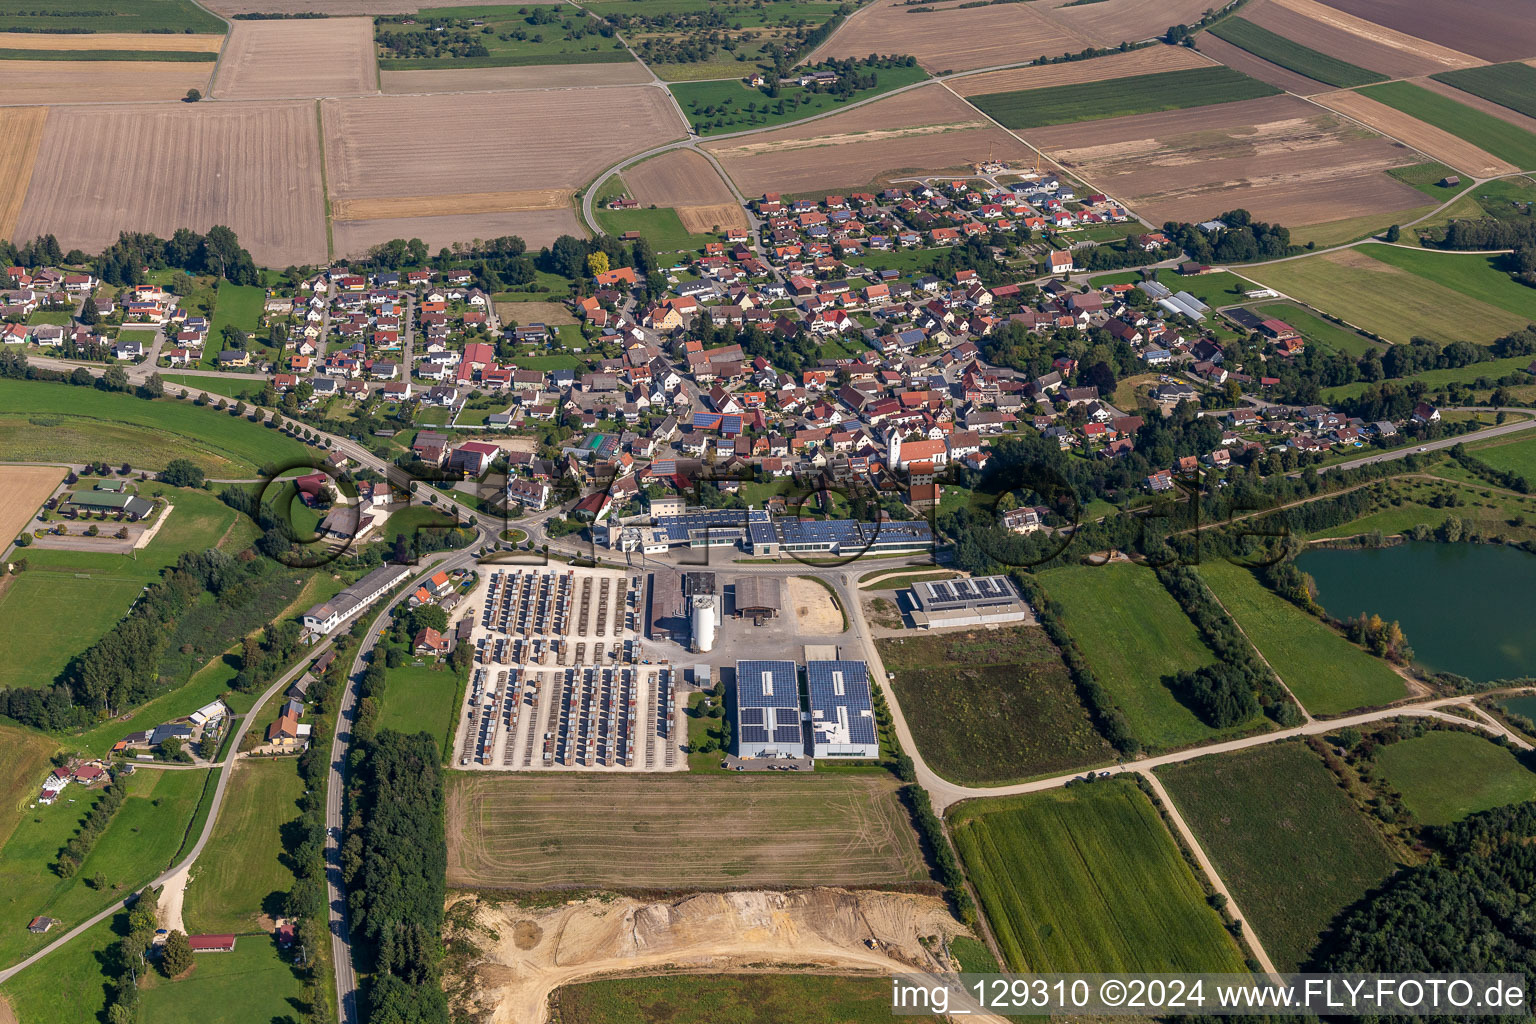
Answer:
[647,571,719,649]
[806,660,878,759]
[734,660,804,759]
[302,562,413,634]
[687,573,721,653]
[908,574,1032,629]
[733,577,781,621]
[601,506,931,559]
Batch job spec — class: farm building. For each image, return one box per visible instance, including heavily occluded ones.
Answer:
[908,574,1032,629]
[302,563,412,634]
[734,660,803,759]
[806,660,878,759]
[734,577,781,620]
[187,934,237,953]
[64,490,154,519]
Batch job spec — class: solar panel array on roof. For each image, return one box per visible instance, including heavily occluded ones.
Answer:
[806,660,877,747]
[913,574,1022,612]
[735,660,798,708]
[740,707,764,726]
[740,725,769,743]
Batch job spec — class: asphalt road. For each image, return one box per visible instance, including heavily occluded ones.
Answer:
[1324,415,1536,473]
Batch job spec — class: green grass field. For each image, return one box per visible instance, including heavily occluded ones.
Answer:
[949,780,1247,972]
[0,0,224,33]
[1244,250,1531,344]
[0,46,216,61]
[137,938,310,1024]
[1387,161,1466,198]
[1207,17,1384,88]
[1250,303,1383,356]
[181,758,304,934]
[1360,81,1536,171]
[1431,63,1536,121]
[595,206,715,252]
[1158,742,1399,971]
[877,626,1116,785]
[0,768,212,968]
[378,661,465,759]
[1468,432,1536,485]
[0,722,59,852]
[1375,730,1536,826]
[160,374,259,401]
[971,66,1278,129]
[0,914,117,1024]
[670,63,929,136]
[0,379,309,475]
[1412,174,1536,242]
[1041,564,1249,750]
[1197,560,1406,715]
[376,3,633,68]
[1357,244,1536,322]
[553,974,942,1024]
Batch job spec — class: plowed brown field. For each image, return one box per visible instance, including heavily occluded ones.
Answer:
[0,61,212,105]
[706,84,1034,195]
[206,0,551,12]
[0,32,222,51]
[1316,0,1536,63]
[0,107,45,238]
[1026,94,1429,227]
[1194,33,1333,95]
[1038,0,1220,46]
[954,44,1212,96]
[379,62,650,93]
[14,101,328,267]
[321,88,684,199]
[1263,0,1481,68]
[213,17,375,99]
[1312,89,1517,177]
[624,150,748,232]
[812,0,1088,73]
[333,210,582,258]
[1243,0,1445,78]
[330,189,572,221]
[0,466,64,550]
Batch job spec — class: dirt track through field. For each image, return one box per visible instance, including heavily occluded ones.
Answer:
[332,209,582,258]
[812,0,1089,72]
[0,60,213,105]
[213,17,376,99]
[1312,89,1517,177]
[380,62,650,93]
[624,150,748,233]
[454,890,968,1024]
[1265,0,1482,68]
[15,101,329,268]
[0,466,65,549]
[330,189,573,221]
[0,107,45,238]
[954,44,1212,96]
[0,31,223,51]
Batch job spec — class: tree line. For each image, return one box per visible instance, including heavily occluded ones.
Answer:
[53,776,127,878]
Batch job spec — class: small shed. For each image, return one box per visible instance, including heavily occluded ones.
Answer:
[27,916,56,934]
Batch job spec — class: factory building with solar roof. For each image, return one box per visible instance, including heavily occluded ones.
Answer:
[908,574,1033,629]
[734,660,804,759]
[600,507,930,559]
[807,660,879,759]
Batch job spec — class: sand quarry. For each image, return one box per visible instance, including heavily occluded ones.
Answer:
[447,888,969,1024]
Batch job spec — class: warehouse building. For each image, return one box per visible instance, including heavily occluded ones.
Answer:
[908,574,1032,629]
[806,660,878,759]
[734,660,803,759]
[733,577,781,621]
[302,562,412,634]
[601,507,929,558]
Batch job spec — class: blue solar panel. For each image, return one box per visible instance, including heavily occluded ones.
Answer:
[806,660,877,748]
[740,707,764,725]
[736,660,798,708]
[740,726,769,743]
[773,725,802,743]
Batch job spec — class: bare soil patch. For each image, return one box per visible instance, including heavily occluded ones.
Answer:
[0,32,223,51]
[0,107,45,238]
[379,62,650,93]
[789,577,843,635]
[0,993,17,1024]
[1312,88,1518,177]
[449,889,966,1024]
[15,101,329,268]
[812,0,1089,73]
[0,60,211,105]
[330,189,572,221]
[0,465,66,545]
[676,203,747,233]
[446,773,929,890]
[321,88,684,199]
[495,300,574,326]
[332,209,582,259]
[1038,0,1221,47]
[1316,0,1536,63]
[1194,33,1334,95]
[705,84,1033,195]
[953,44,1212,96]
[1026,94,1428,227]
[1264,0,1481,68]
[1243,0,1446,78]
[213,17,375,99]
[624,150,748,233]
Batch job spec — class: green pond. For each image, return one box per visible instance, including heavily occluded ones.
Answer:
[1297,542,1536,682]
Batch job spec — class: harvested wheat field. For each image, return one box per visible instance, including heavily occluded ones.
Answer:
[213,17,375,99]
[447,772,930,890]
[1313,89,1516,177]
[705,84,1034,195]
[1242,0,1449,78]
[1194,33,1335,95]
[379,62,650,93]
[1038,0,1219,46]
[624,150,748,233]
[1317,0,1536,63]
[14,101,328,268]
[1027,95,1428,228]
[331,189,572,221]
[954,44,1212,97]
[333,209,583,258]
[322,88,683,200]
[450,890,966,1024]
[1262,0,1480,69]
[812,0,1088,73]
[206,0,551,12]
[0,465,65,548]
[0,31,223,52]
[0,107,45,238]
[0,61,213,105]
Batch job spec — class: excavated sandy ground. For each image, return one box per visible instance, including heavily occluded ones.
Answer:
[449,888,969,1024]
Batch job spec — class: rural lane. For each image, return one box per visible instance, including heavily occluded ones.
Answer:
[1324,415,1536,473]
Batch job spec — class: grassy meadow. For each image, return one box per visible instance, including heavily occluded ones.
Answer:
[1207,18,1384,87]
[377,661,466,760]
[1375,730,1536,825]
[971,66,1278,129]
[1359,81,1536,171]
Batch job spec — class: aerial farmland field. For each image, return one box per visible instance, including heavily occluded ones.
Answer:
[952,44,1212,97]
[622,150,749,234]
[1375,730,1536,825]
[1240,0,1450,78]
[1357,81,1536,172]
[213,17,377,99]
[969,66,1279,130]
[379,60,649,92]
[810,0,1088,73]
[1314,0,1536,63]
[0,464,63,546]
[375,3,632,69]
[949,780,1248,973]
[333,209,584,257]
[0,107,45,238]
[0,60,213,104]
[1158,742,1399,971]
[1260,0,1481,69]
[1206,16,1386,88]
[0,0,225,33]
[1431,62,1536,121]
